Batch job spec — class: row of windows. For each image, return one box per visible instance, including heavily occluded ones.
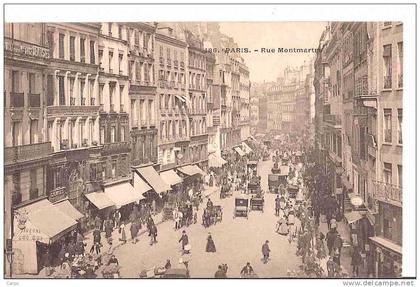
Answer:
[56,32,96,64]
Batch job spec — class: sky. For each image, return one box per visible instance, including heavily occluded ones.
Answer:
[219,22,327,83]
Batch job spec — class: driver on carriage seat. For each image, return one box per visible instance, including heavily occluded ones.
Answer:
[207,198,214,209]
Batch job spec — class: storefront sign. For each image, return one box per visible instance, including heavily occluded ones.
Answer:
[5,38,50,59]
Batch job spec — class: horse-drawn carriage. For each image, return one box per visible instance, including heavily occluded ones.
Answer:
[250,193,264,212]
[162,201,176,221]
[202,205,223,226]
[220,182,233,199]
[233,196,249,219]
[287,184,299,199]
[247,161,258,173]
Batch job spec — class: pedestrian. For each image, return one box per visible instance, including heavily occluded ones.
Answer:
[165,259,172,270]
[214,265,227,278]
[275,195,281,216]
[42,249,52,276]
[326,228,337,255]
[119,223,127,244]
[94,215,102,231]
[327,256,337,278]
[90,228,101,255]
[351,247,362,277]
[173,207,179,230]
[240,262,254,278]
[150,224,158,245]
[334,234,343,263]
[105,219,113,239]
[366,248,375,278]
[262,240,271,264]
[130,221,139,244]
[113,210,121,229]
[206,233,216,252]
[179,230,189,253]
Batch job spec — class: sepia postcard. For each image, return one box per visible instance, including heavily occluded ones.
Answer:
[1,3,417,287]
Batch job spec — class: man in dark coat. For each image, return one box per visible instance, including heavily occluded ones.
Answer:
[214,265,227,278]
[240,262,254,277]
[150,224,158,245]
[130,221,139,244]
[275,195,281,216]
[179,230,189,253]
[206,233,216,252]
[333,234,343,264]
[262,240,271,264]
[326,228,337,255]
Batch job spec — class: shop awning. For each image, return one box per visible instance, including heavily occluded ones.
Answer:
[242,142,253,154]
[133,171,152,194]
[234,146,246,157]
[137,166,171,193]
[177,165,205,176]
[14,199,77,244]
[344,211,364,224]
[105,182,145,208]
[85,192,115,210]
[208,153,227,168]
[369,236,402,255]
[54,200,84,221]
[160,169,183,186]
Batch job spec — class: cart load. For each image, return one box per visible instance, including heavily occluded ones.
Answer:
[234,196,249,219]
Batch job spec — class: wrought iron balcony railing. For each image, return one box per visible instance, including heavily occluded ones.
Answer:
[372,180,402,205]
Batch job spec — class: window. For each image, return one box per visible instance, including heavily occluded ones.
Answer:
[30,169,38,200]
[12,71,19,93]
[383,109,392,143]
[398,165,402,188]
[109,51,114,73]
[100,126,105,144]
[110,126,116,143]
[108,23,112,36]
[69,36,75,61]
[111,161,116,177]
[12,121,21,146]
[30,119,38,144]
[383,162,392,184]
[398,109,402,144]
[167,47,171,60]
[12,172,21,201]
[134,30,140,46]
[90,40,95,64]
[398,42,403,88]
[28,73,36,94]
[58,76,65,105]
[121,126,126,142]
[136,62,141,81]
[118,25,123,39]
[383,45,392,89]
[59,33,65,59]
[80,80,85,104]
[80,38,86,63]
[118,54,123,74]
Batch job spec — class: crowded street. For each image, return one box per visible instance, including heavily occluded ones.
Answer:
[114,158,301,278]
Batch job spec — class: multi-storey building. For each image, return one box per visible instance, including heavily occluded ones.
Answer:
[249,83,260,135]
[155,26,189,170]
[4,23,52,276]
[186,31,208,169]
[314,22,403,278]
[205,49,220,156]
[45,23,102,209]
[126,23,158,167]
[239,61,251,140]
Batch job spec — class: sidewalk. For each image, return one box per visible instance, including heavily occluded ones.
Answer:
[317,218,367,278]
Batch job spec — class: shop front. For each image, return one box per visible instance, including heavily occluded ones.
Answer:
[370,236,402,278]
[12,199,78,274]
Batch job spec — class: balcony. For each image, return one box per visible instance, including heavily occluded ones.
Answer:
[180,61,185,69]
[102,141,131,156]
[159,57,164,66]
[167,59,172,67]
[159,81,166,89]
[47,105,100,117]
[398,73,403,88]
[28,93,41,108]
[174,60,178,68]
[372,180,402,206]
[90,98,96,106]
[70,97,76,106]
[5,142,52,165]
[81,97,86,106]
[384,75,392,89]
[10,92,24,108]
[120,104,125,112]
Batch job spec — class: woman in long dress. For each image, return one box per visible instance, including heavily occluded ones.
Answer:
[278,217,289,235]
[206,233,216,252]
